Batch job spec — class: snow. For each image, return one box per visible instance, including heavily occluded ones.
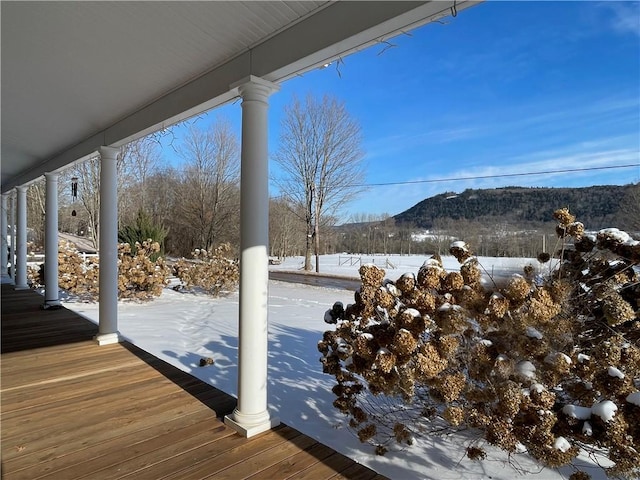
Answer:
[608,366,625,379]
[562,404,592,420]
[516,360,536,379]
[577,353,591,363]
[450,240,468,250]
[626,392,640,406]
[526,326,543,339]
[554,436,572,453]
[598,228,631,244]
[59,253,606,480]
[591,400,618,423]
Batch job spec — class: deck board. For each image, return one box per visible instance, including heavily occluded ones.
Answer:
[1,284,385,479]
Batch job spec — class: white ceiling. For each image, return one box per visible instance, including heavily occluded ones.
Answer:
[1,1,478,193]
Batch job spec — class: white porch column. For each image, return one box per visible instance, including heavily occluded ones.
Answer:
[9,191,16,282]
[1,193,8,276]
[95,146,121,345]
[43,173,62,309]
[224,75,280,438]
[15,186,28,289]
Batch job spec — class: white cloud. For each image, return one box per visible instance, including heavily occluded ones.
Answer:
[598,2,640,37]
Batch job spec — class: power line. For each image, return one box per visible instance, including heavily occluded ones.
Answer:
[356,164,640,187]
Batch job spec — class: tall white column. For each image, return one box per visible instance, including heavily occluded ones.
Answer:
[95,146,121,345]
[1,193,8,276]
[224,76,280,438]
[9,191,16,282]
[43,173,62,309]
[15,186,28,289]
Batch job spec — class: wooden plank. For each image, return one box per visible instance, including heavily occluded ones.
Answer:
[2,375,174,434]
[329,463,379,480]
[1,341,129,371]
[3,408,213,478]
[244,442,336,480]
[76,423,240,479]
[2,363,164,412]
[35,418,233,480]
[2,395,218,471]
[208,434,320,479]
[293,452,357,479]
[1,385,211,457]
[141,426,301,480]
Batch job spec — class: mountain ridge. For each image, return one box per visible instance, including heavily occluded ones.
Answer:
[393,185,633,230]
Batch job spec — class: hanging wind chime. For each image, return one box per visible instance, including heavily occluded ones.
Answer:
[71,176,78,216]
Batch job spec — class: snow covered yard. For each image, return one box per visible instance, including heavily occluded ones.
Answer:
[63,254,608,480]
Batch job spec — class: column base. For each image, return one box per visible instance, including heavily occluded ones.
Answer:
[224,410,280,438]
[43,300,62,310]
[94,332,121,346]
[14,284,30,290]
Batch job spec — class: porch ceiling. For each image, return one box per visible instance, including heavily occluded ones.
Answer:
[1,0,478,193]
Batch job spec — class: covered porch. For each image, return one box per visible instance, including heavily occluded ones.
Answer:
[1,0,478,461]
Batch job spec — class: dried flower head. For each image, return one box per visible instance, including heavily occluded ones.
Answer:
[602,294,636,327]
[554,208,575,226]
[504,275,531,304]
[359,264,385,288]
[450,241,472,263]
[443,406,465,426]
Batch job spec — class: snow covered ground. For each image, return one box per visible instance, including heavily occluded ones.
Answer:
[59,254,604,480]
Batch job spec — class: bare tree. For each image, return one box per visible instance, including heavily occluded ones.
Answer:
[118,136,163,226]
[174,120,240,254]
[63,146,137,250]
[274,94,365,272]
[269,197,306,259]
[26,179,46,248]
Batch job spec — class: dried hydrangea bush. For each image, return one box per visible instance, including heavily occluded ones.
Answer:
[173,243,239,296]
[319,209,639,479]
[117,240,170,300]
[30,239,169,301]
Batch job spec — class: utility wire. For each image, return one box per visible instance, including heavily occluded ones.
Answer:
[355,163,640,187]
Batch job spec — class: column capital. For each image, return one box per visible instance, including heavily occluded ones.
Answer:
[231,75,279,101]
[99,146,119,160]
[44,171,59,181]
[16,185,28,193]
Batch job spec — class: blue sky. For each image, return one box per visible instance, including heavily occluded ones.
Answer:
[162,1,640,221]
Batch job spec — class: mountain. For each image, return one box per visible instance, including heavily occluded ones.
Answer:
[393,185,632,230]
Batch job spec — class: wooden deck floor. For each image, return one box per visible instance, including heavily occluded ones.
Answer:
[1,284,386,480]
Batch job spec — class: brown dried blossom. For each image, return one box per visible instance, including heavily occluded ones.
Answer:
[432,372,466,403]
[319,209,639,478]
[554,207,575,226]
[173,243,238,296]
[602,293,635,326]
[359,264,385,288]
[504,275,531,304]
[392,329,419,356]
[417,261,445,289]
[442,406,465,427]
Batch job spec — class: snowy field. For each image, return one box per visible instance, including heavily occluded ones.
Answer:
[60,254,604,480]
[268,253,543,279]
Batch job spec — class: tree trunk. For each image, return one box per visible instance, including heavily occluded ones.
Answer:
[314,222,320,273]
[304,224,313,270]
